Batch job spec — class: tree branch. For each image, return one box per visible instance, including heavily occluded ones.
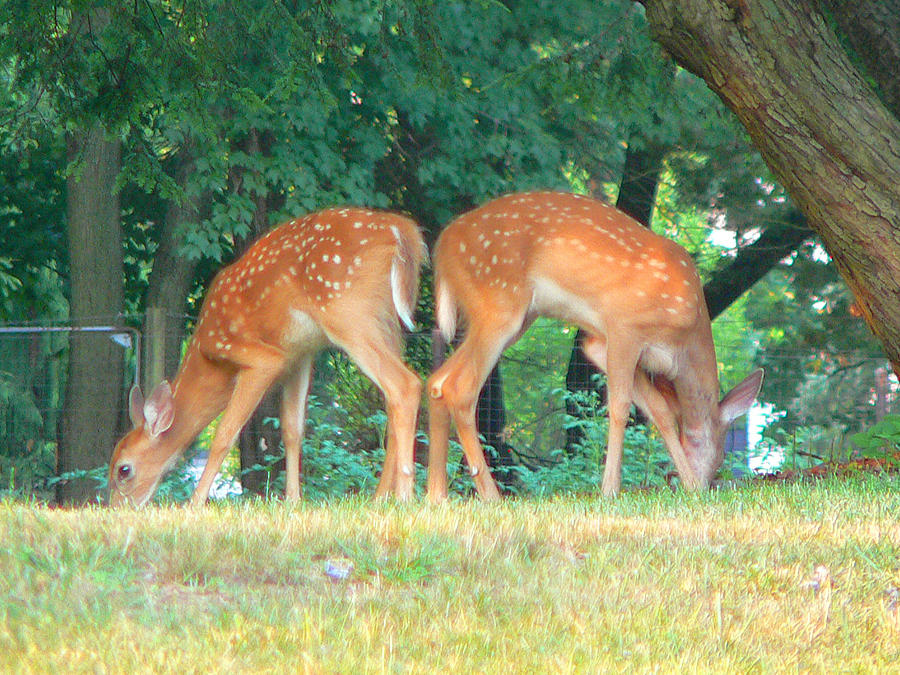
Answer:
[704,209,812,319]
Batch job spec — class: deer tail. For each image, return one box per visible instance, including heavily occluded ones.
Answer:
[390,222,427,331]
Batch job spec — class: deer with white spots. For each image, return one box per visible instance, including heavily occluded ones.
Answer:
[109,207,426,507]
[426,191,763,500]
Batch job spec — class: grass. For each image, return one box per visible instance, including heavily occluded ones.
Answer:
[1,475,899,673]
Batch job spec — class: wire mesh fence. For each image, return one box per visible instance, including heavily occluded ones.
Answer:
[0,313,896,499]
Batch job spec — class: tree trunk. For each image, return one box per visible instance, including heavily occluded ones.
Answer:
[57,124,124,504]
[564,140,662,452]
[614,140,665,226]
[641,0,900,376]
[818,0,900,119]
[233,129,283,497]
[703,209,811,319]
[141,150,202,394]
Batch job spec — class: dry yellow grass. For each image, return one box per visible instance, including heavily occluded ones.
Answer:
[1,475,898,673]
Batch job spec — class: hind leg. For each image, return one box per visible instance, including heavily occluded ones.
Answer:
[329,326,422,500]
[280,354,315,501]
[426,314,527,502]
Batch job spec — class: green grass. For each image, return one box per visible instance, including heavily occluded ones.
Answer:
[2,476,899,673]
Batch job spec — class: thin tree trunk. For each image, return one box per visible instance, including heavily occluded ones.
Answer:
[234,129,283,497]
[57,123,124,504]
[564,140,662,452]
[703,209,811,319]
[141,148,203,394]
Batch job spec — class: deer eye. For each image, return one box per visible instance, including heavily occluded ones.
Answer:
[117,463,134,482]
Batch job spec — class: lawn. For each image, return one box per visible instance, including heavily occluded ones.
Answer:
[2,475,898,673]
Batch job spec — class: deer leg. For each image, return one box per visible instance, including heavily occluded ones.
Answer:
[374,356,422,500]
[592,334,641,498]
[425,380,453,502]
[333,331,422,500]
[191,356,285,507]
[280,354,315,502]
[427,318,524,502]
[581,336,700,490]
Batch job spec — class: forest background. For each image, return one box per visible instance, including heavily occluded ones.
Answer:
[0,0,897,504]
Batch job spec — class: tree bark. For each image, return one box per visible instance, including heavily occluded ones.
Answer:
[614,140,665,226]
[641,0,900,376]
[57,123,124,504]
[141,149,202,394]
[818,0,900,119]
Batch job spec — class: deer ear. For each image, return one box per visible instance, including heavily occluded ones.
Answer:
[144,380,175,438]
[719,368,764,425]
[128,384,145,427]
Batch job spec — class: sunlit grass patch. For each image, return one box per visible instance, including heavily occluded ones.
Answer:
[1,475,898,673]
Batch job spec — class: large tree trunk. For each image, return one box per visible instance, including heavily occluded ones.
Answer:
[640,0,900,376]
[57,123,124,504]
[819,0,900,119]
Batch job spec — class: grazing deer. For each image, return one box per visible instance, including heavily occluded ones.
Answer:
[109,207,426,507]
[426,191,763,500]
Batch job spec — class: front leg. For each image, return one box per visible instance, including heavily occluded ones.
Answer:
[191,345,286,506]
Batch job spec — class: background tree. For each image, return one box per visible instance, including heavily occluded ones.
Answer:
[640,0,900,376]
[26,6,130,503]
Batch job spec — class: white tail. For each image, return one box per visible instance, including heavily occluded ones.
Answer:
[426,191,763,500]
[109,207,427,507]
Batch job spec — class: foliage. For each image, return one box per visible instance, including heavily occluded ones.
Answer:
[499,318,573,453]
[744,243,889,442]
[0,287,68,491]
[249,396,391,502]
[0,0,893,501]
[851,414,900,460]
[147,387,396,504]
[510,377,756,494]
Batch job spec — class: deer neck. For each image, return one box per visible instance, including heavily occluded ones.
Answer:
[163,345,236,457]
[674,337,722,434]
